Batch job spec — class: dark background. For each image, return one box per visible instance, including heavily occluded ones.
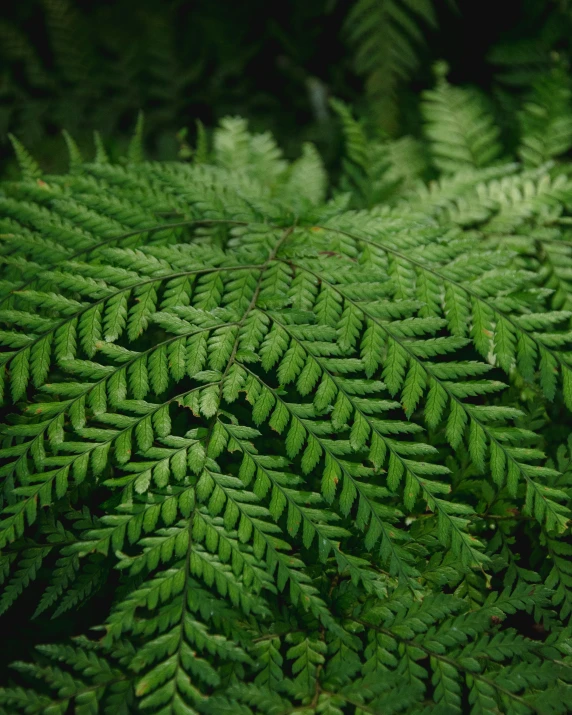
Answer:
[0,0,565,172]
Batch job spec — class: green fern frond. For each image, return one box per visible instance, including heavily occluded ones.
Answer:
[62,129,84,173]
[422,63,503,174]
[518,67,572,167]
[7,135,42,181]
[0,637,134,714]
[331,99,423,208]
[1,115,571,714]
[345,0,438,132]
[128,113,146,165]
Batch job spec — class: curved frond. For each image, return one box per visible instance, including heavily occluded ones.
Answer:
[0,115,571,714]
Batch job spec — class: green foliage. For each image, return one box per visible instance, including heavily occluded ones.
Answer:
[518,67,572,167]
[0,0,341,169]
[487,2,572,89]
[6,0,572,175]
[344,0,439,133]
[330,98,428,208]
[1,108,572,714]
[421,63,504,174]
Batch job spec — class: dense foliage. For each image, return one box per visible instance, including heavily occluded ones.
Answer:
[0,70,572,713]
[5,0,572,170]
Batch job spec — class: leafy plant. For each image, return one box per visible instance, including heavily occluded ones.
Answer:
[0,107,571,714]
[0,0,342,171]
[7,0,572,189]
[343,0,439,133]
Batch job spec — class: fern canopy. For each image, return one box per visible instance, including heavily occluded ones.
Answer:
[0,112,571,714]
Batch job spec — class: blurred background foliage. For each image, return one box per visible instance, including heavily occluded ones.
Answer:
[2,0,572,174]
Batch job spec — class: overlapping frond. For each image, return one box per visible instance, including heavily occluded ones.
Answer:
[330,99,426,208]
[1,118,571,714]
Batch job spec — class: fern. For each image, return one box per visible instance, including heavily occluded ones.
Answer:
[421,63,504,175]
[344,0,439,133]
[488,5,572,90]
[330,99,427,208]
[0,116,571,714]
[518,66,572,167]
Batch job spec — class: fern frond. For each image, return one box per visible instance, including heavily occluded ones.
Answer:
[0,637,133,714]
[331,99,422,208]
[345,0,438,132]
[422,64,503,174]
[1,116,571,714]
[519,67,572,167]
[7,135,42,181]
